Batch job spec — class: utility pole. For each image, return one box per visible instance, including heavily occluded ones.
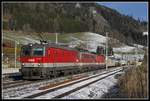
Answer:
[54,5,61,45]
[56,32,58,44]
[15,42,17,68]
[106,32,108,70]
[15,41,19,68]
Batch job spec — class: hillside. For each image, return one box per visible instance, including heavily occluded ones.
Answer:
[2,3,148,46]
[2,30,145,64]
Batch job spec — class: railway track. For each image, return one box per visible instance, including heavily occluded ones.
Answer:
[3,66,128,99]
[3,73,93,99]
[2,67,111,90]
[3,80,25,86]
[24,67,124,99]
[2,71,91,90]
[2,80,36,89]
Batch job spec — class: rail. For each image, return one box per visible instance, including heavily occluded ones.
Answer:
[24,67,123,99]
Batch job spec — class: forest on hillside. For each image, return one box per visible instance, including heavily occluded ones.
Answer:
[3,3,148,46]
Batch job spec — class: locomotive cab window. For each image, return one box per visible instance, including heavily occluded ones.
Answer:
[21,46,31,56]
[33,48,44,56]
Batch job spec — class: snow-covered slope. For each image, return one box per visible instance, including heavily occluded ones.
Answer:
[113,44,145,53]
[67,32,145,61]
[68,32,106,52]
[68,32,145,54]
[3,31,40,45]
[3,31,145,54]
[113,45,135,53]
[83,32,106,52]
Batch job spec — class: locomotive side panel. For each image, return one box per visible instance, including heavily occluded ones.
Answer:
[47,47,79,63]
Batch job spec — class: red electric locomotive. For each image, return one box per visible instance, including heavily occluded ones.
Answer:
[19,42,105,79]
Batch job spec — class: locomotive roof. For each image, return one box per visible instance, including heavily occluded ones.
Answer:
[27,43,78,51]
[25,43,99,55]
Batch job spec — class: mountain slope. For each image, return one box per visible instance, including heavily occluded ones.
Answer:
[2,3,148,46]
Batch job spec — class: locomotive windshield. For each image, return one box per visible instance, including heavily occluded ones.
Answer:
[21,46,45,56]
[33,48,44,56]
[21,46,31,56]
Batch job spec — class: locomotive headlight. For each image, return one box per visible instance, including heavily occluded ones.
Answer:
[38,63,41,66]
[22,63,24,66]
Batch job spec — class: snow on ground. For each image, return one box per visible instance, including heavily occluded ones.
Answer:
[15,36,40,45]
[2,68,123,99]
[35,68,122,99]
[83,32,106,52]
[68,36,84,48]
[83,32,145,54]
[3,32,40,45]
[68,32,106,52]
[113,54,144,61]
[113,44,145,54]
[3,82,42,99]
[68,32,145,54]
[4,31,145,54]
[68,32,145,61]
[62,73,120,99]
[2,76,68,99]
[24,37,40,44]
[84,32,106,44]
[113,45,135,53]
[133,44,144,49]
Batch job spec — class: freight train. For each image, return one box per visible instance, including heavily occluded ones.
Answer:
[18,42,116,80]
